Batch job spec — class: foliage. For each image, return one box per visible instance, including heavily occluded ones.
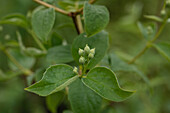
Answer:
[0,0,170,113]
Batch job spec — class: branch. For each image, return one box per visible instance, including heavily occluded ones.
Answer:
[34,0,70,16]
[128,17,168,64]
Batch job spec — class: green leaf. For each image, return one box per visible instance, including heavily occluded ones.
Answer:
[82,67,135,102]
[63,110,73,113]
[47,45,74,64]
[101,53,150,84]
[144,15,163,22]
[0,13,29,28]
[68,79,102,113]
[32,7,55,42]
[72,31,109,69]
[137,22,157,40]
[8,49,35,71]
[0,70,22,81]
[84,2,110,36]
[25,64,78,96]
[153,42,170,61]
[50,32,63,47]
[17,32,46,57]
[46,91,65,113]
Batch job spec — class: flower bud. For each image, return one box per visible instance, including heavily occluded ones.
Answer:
[161,9,166,17]
[78,48,84,56]
[79,56,85,64]
[88,53,94,59]
[147,26,153,35]
[90,48,95,55]
[73,67,78,74]
[84,44,90,54]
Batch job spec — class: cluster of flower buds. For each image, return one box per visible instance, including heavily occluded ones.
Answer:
[78,44,95,64]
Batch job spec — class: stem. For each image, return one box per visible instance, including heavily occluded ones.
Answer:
[76,15,84,34]
[72,14,84,34]
[75,0,97,15]
[3,49,33,76]
[34,0,70,16]
[128,17,168,64]
[27,29,47,52]
[72,14,81,34]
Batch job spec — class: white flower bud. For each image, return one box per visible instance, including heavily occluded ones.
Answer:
[79,56,85,64]
[88,53,94,59]
[84,44,90,54]
[147,26,153,35]
[78,48,84,56]
[73,67,78,74]
[90,48,95,55]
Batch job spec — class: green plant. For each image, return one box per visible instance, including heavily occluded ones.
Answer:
[0,0,170,113]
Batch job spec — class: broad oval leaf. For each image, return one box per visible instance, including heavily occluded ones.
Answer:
[47,45,74,64]
[0,13,29,28]
[25,64,78,96]
[68,79,102,113]
[32,7,55,42]
[153,42,170,61]
[82,67,135,102]
[84,2,110,36]
[72,31,109,69]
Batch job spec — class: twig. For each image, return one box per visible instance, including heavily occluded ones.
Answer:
[34,0,70,16]
[3,49,33,76]
[128,17,168,64]
[27,29,47,52]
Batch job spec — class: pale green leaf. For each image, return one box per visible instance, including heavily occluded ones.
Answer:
[25,64,78,96]
[153,42,170,61]
[68,79,102,113]
[84,2,110,36]
[72,31,109,69]
[32,7,55,42]
[17,32,46,57]
[82,67,135,102]
[8,49,35,71]
[144,15,163,22]
[0,13,29,28]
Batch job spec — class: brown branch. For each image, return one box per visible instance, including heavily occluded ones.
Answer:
[34,0,70,16]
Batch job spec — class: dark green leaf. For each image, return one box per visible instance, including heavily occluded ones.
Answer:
[68,79,102,113]
[0,13,29,28]
[72,31,109,69]
[32,7,55,42]
[63,110,73,113]
[46,91,65,113]
[50,32,63,47]
[25,64,78,96]
[153,42,170,61]
[82,67,135,102]
[47,45,74,64]
[84,2,110,36]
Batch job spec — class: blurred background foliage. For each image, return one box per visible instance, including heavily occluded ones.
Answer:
[0,0,170,113]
